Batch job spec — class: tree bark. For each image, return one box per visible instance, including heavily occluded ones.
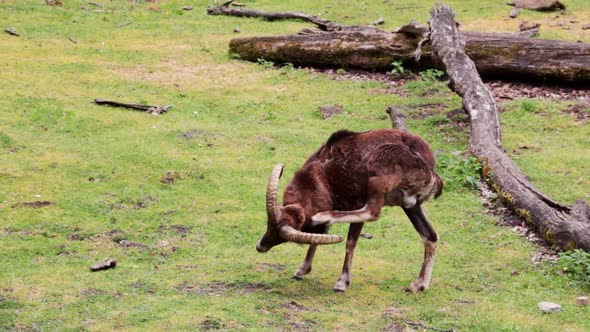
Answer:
[217,5,590,84]
[429,4,590,251]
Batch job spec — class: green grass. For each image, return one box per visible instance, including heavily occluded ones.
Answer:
[1,0,589,330]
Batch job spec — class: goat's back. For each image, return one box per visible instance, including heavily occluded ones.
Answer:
[301,129,436,210]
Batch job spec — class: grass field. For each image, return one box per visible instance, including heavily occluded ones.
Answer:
[1,0,589,330]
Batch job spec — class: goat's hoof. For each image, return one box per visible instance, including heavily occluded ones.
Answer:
[293,267,311,280]
[333,285,347,292]
[333,280,349,292]
[292,271,307,280]
[406,281,427,293]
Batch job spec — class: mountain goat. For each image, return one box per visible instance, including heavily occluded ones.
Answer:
[256,129,443,292]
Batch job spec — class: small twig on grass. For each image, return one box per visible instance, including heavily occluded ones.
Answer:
[406,320,457,332]
[90,259,117,272]
[94,99,173,115]
[4,27,20,37]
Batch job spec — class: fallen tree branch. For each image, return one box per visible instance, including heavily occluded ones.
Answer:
[429,4,590,251]
[207,1,335,31]
[94,99,172,115]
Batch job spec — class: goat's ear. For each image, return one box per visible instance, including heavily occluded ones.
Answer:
[293,207,306,227]
[433,173,444,199]
[283,204,306,228]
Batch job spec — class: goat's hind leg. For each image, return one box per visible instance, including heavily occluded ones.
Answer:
[402,205,438,293]
[293,245,317,280]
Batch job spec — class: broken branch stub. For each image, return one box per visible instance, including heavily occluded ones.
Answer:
[386,107,409,132]
[429,3,590,251]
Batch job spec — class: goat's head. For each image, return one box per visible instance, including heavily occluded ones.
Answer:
[256,164,343,253]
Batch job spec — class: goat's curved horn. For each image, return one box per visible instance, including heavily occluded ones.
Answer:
[266,163,283,225]
[280,225,343,244]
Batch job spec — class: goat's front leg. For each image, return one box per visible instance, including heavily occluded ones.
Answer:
[311,203,380,226]
[293,245,317,280]
[402,205,438,293]
[334,222,364,292]
[312,176,397,226]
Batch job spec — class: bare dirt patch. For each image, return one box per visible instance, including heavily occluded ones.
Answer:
[68,232,86,241]
[200,318,224,331]
[480,182,558,263]
[563,103,590,122]
[118,240,150,250]
[178,129,222,140]
[289,318,319,331]
[158,224,190,235]
[107,194,159,210]
[79,288,106,296]
[319,104,342,119]
[160,171,180,184]
[383,322,406,332]
[57,245,77,256]
[281,300,312,312]
[407,103,445,119]
[84,229,126,249]
[316,67,590,103]
[256,262,286,272]
[11,201,52,208]
[175,281,266,295]
[4,228,54,237]
[487,81,590,103]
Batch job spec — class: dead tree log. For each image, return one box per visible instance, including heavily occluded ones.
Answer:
[429,4,590,251]
[216,5,590,84]
[229,29,590,84]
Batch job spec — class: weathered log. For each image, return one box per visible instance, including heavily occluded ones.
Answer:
[508,0,565,11]
[429,4,590,251]
[229,28,590,84]
[218,6,590,84]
